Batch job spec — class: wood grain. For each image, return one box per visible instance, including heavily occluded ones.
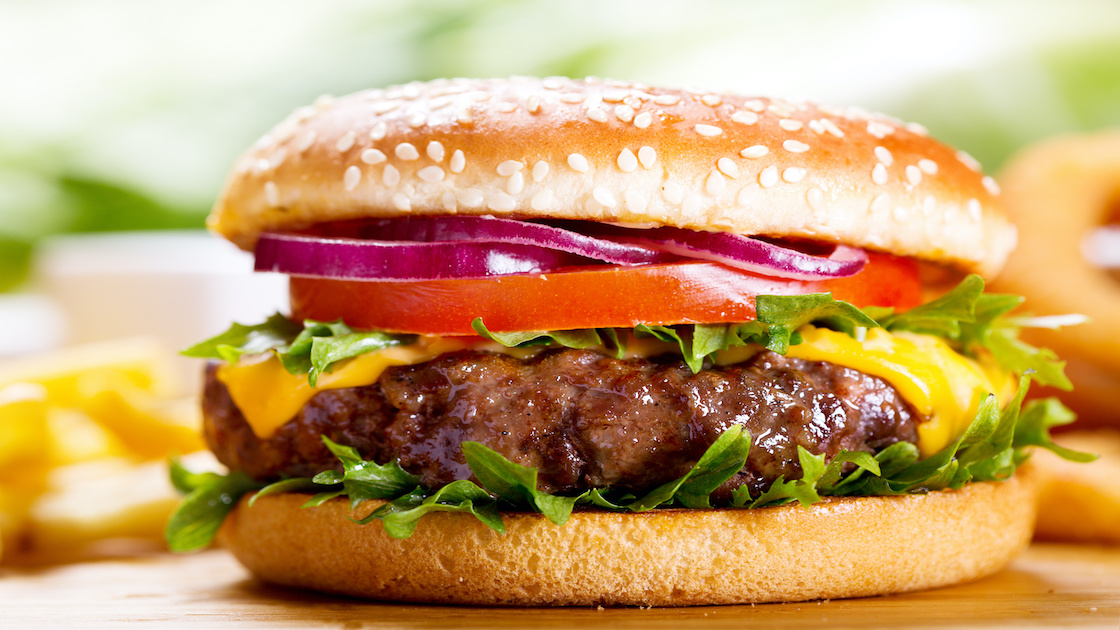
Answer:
[2,544,1119,628]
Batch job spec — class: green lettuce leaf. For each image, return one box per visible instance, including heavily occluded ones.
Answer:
[360,481,504,539]
[461,441,585,525]
[313,436,419,508]
[164,460,263,552]
[181,315,413,386]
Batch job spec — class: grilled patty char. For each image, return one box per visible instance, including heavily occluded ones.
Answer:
[204,349,920,498]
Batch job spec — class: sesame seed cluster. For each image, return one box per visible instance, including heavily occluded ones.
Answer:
[210,76,1016,276]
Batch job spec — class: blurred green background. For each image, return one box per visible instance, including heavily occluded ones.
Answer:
[3,0,1120,292]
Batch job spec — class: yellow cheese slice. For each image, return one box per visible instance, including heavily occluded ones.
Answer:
[786,326,1009,456]
[217,337,472,439]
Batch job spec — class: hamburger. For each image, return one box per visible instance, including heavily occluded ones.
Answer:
[166,76,1083,606]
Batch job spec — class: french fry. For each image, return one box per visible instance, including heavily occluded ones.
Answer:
[77,375,204,460]
[0,337,175,406]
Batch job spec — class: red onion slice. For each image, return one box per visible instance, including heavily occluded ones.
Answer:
[567,223,868,280]
[258,216,868,282]
[255,233,592,281]
[320,216,676,266]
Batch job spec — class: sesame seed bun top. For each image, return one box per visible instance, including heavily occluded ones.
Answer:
[209,76,1015,277]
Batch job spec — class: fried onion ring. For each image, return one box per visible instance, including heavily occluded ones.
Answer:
[992,131,1120,428]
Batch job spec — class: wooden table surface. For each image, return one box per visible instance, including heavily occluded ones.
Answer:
[2,544,1118,629]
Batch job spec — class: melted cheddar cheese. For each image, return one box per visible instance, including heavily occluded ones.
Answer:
[217,326,1011,455]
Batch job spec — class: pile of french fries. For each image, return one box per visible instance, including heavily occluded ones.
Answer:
[0,339,210,562]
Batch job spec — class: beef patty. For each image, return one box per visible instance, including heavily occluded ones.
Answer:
[203,348,921,499]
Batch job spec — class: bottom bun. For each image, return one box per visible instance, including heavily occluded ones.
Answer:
[218,468,1038,606]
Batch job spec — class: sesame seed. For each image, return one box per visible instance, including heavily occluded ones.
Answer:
[905,122,929,136]
[401,84,421,99]
[906,165,922,185]
[449,150,465,174]
[783,140,810,153]
[870,193,891,213]
[526,95,541,113]
[615,105,635,123]
[532,161,549,182]
[820,118,845,138]
[343,165,361,191]
[922,195,937,215]
[488,192,517,212]
[695,124,723,137]
[717,157,740,178]
[392,192,411,211]
[587,107,609,123]
[395,143,420,161]
[531,189,555,211]
[918,159,938,175]
[560,92,586,104]
[295,130,317,153]
[427,141,445,162]
[369,122,388,141]
[638,146,657,169]
[264,181,279,207]
[602,90,626,103]
[967,198,982,220]
[382,164,400,186]
[892,206,911,222]
[705,170,727,195]
[956,150,982,172]
[617,148,639,173]
[682,194,703,217]
[768,103,794,118]
[743,99,765,112]
[429,97,453,111]
[807,187,825,211]
[336,131,356,153]
[701,94,722,107]
[662,181,683,204]
[872,164,888,185]
[653,94,680,106]
[982,176,1001,195]
[494,102,517,114]
[371,101,399,115]
[497,160,525,177]
[624,189,648,213]
[361,148,387,165]
[459,189,484,208]
[593,186,618,208]
[782,167,807,183]
[731,111,759,125]
[271,147,288,168]
[874,146,893,166]
[542,78,563,90]
[568,153,590,173]
[623,96,643,109]
[441,191,457,211]
[407,113,427,128]
[456,106,474,124]
[867,121,894,138]
[418,166,445,183]
[779,119,803,132]
[740,145,769,158]
[808,120,826,134]
[253,158,270,175]
[759,166,779,188]
[634,112,653,129]
[736,187,756,207]
[506,171,525,195]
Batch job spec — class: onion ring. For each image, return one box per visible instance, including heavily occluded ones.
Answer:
[991,130,1120,428]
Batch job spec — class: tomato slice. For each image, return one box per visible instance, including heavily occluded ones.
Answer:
[289,252,922,335]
